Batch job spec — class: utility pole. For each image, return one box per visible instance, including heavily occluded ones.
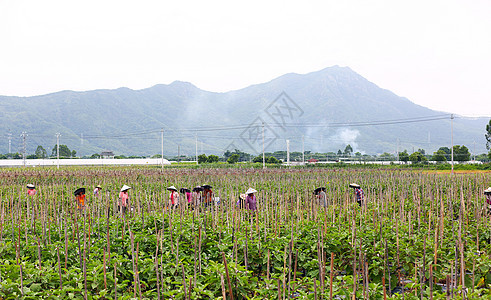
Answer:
[56,133,61,169]
[21,131,27,167]
[286,139,290,165]
[161,129,164,170]
[451,114,454,174]
[262,122,265,169]
[302,135,305,165]
[195,133,198,165]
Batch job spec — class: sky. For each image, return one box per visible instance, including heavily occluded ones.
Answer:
[0,0,490,117]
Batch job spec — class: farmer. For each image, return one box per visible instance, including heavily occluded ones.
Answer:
[180,188,192,209]
[202,185,213,208]
[167,186,179,209]
[349,183,365,207]
[485,187,491,213]
[244,188,258,212]
[93,185,102,198]
[314,187,327,208]
[74,187,86,210]
[27,184,37,196]
[119,185,131,215]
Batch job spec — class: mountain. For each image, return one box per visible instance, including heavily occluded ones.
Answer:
[0,66,488,157]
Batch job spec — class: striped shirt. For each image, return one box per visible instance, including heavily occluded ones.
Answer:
[355,188,365,202]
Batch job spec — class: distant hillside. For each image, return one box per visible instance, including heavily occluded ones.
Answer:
[0,66,488,156]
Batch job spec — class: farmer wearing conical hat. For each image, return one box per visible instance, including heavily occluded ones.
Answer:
[27,184,37,196]
[93,185,102,198]
[485,187,491,213]
[167,186,179,210]
[202,185,213,208]
[119,185,131,215]
[349,183,365,207]
[245,188,258,211]
[74,188,86,210]
[180,188,192,209]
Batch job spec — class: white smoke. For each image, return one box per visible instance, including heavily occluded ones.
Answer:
[329,128,361,153]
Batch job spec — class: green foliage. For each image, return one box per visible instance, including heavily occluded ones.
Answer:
[226,153,239,164]
[0,167,490,298]
[344,144,353,156]
[432,149,447,162]
[51,144,72,158]
[223,149,251,162]
[453,145,471,162]
[438,147,451,155]
[398,150,409,163]
[409,151,427,163]
[267,156,280,164]
[206,155,219,163]
[197,154,207,164]
[379,152,395,161]
[35,145,47,159]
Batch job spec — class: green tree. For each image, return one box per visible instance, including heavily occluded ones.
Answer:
[398,150,409,163]
[71,150,77,158]
[409,151,427,163]
[223,149,252,162]
[453,145,470,162]
[51,144,72,157]
[432,150,447,162]
[267,156,280,164]
[337,150,342,156]
[207,155,219,163]
[90,153,101,159]
[344,144,353,156]
[438,147,451,154]
[417,148,425,155]
[197,154,207,164]
[227,154,239,164]
[35,145,47,159]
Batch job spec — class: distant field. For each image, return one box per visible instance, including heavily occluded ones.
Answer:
[0,167,490,298]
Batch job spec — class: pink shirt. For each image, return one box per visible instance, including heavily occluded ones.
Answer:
[27,189,37,196]
[119,191,129,206]
[186,192,192,203]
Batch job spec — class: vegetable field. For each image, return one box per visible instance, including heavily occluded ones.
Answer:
[0,167,490,299]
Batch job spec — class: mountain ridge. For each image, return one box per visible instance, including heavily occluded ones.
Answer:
[0,66,488,156]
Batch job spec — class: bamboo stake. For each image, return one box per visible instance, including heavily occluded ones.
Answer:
[57,247,62,288]
[221,252,234,300]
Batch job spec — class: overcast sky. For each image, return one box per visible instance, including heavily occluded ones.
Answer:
[0,0,490,117]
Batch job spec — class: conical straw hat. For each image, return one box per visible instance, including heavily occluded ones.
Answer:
[245,187,257,194]
[120,185,131,192]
